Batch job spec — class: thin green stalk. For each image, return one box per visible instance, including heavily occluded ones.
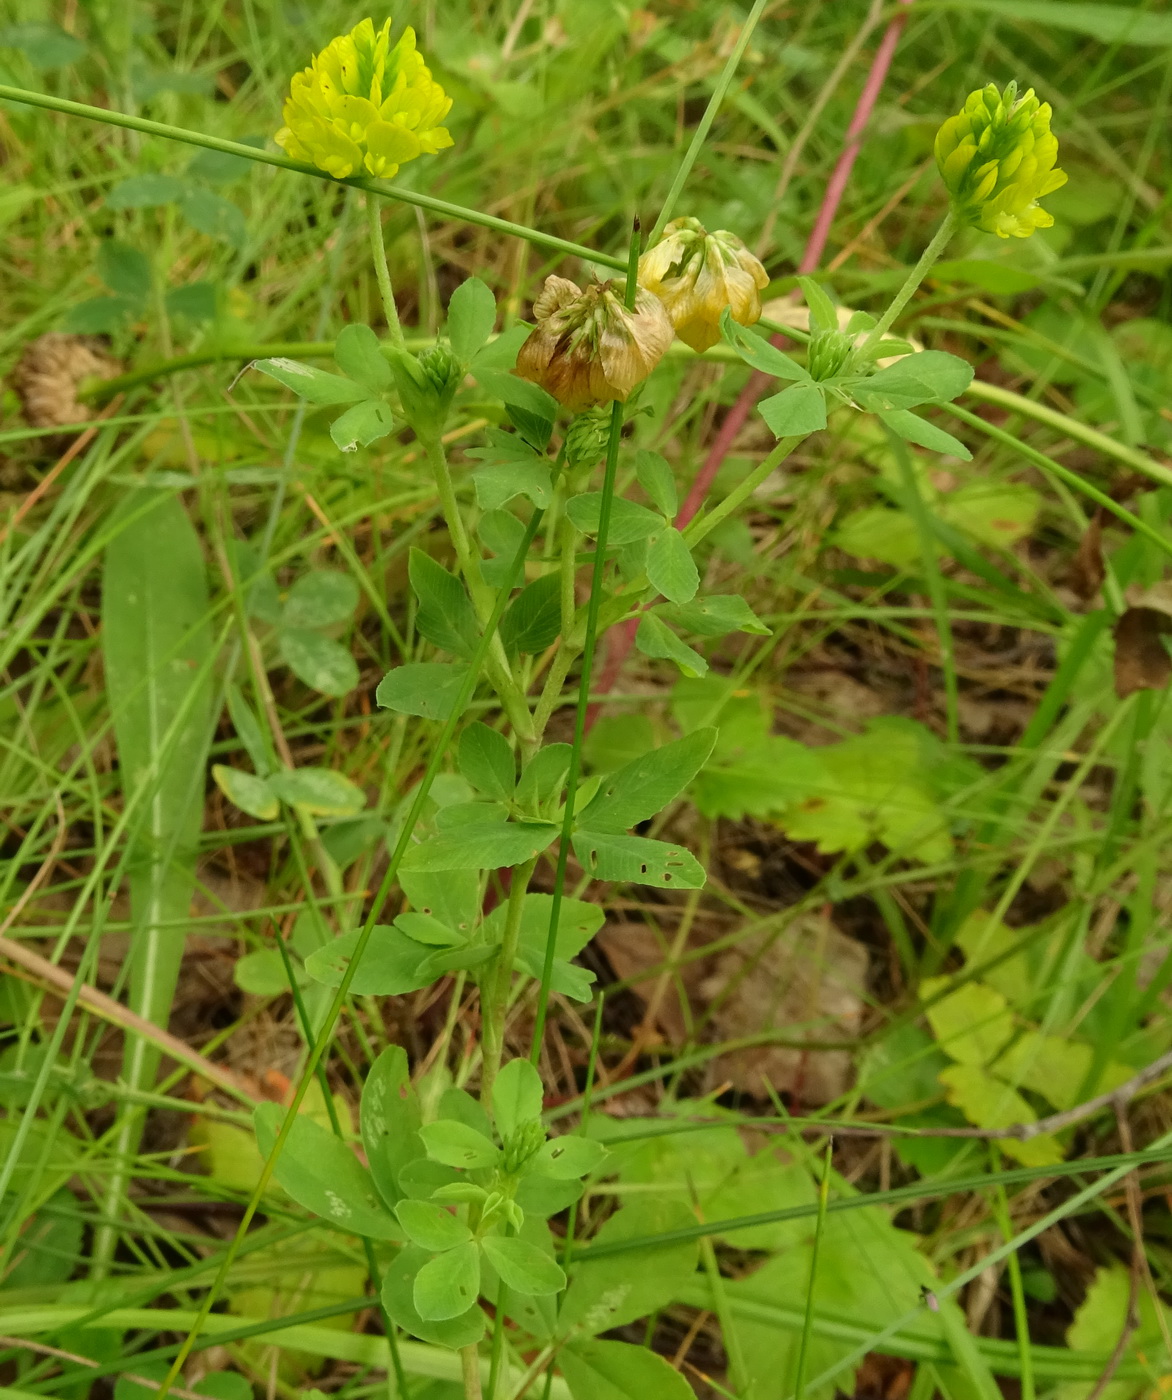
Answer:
[156,507,546,1400]
[992,1162,1035,1400]
[530,221,642,1062]
[858,209,956,355]
[0,84,625,272]
[461,1344,484,1400]
[683,435,802,549]
[648,0,768,243]
[791,1139,833,1400]
[482,856,539,1106]
[368,195,406,350]
[486,1277,509,1400]
[561,995,604,1270]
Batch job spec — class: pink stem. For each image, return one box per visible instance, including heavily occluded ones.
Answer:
[588,0,913,724]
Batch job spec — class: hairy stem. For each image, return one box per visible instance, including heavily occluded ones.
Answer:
[858,207,956,354]
[481,857,539,1106]
[683,434,802,549]
[367,194,406,350]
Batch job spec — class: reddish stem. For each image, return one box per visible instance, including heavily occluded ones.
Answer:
[588,0,914,723]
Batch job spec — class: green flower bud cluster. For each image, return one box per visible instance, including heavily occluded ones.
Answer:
[389,344,461,433]
[807,327,853,382]
[501,1118,546,1175]
[935,81,1067,239]
[564,407,612,467]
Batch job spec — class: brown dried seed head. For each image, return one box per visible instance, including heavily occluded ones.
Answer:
[13,334,121,429]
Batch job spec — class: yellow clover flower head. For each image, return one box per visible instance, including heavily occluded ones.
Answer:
[276,18,453,181]
[637,217,768,352]
[935,81,1067,239]
[516,276,674,413]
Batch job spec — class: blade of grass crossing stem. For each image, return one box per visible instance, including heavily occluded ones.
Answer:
[992,1156,1035,1400]
[0,85,625,273]
[790,1140,833,1400]
[272,905,411,1400]
[157,507,547,1400]
[94,490,214,1275]
[531,223,641,1063]
[648,0,768,242]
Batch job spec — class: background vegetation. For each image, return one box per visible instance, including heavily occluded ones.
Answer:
[3,3,1172,1400]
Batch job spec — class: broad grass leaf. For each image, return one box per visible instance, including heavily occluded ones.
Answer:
[635,613,707,676]
[559,1198,699,1337]
[572,831,706,889]
[102,490,213,1100]
[936,1064,1062,1167]
[252,357,367,405]
[253,1102,401,1238]
[361,1045,424,1210]
[401,821,558,872]
[278,628,359,695]
[646,527,699,604]
[938,0,1172,46]
[579,728,716,832]
[500,574,561,655]
[560,1339,694,1400]
[267,766,365,817]
[376,661,470,719]
[921,977,1014,1066]
[382,1243,486,1346]
[448,277,497,363]
[333,323,391,392]
[212,765,278,820]
[481,1235,565,1296]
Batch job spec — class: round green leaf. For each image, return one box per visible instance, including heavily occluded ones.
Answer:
[414,1241,481,1320]
[481,1235,566,1297]
[278,628,359,696]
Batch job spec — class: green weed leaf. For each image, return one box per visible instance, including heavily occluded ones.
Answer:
[533,1135,607,1180]
[572,831,706,889]
[493,1058,544,1140]
[419,1120,501,1169]
[333,323,392,393]
[267,766,365,817]
[662,594,770,637]
[880,408,971,459]
[376,662,470,720]
[410,549,481,660]
[448,277,497,363]
[721,310,809,381]
[396,1199,472,1251]
[401,821,559,872]
[482,1235,565,1296]
[635,613,707,676]
[360,1045,424,1210]
[759,381,827,437]
[567,494,662,545]
[252,357,367,405]
[382,1244,486,1346]
[212,765,277,821]
[413,1241,481,1321]
[646,527,699,604]
[579,729,716,833]
[458,721,516,800]
[636,449,678,518]
[853,350,973,411]
[283,571,360,629]
[330,399,395,452]
[278,628,359,695]
[500,574,561,655]
[560,1339,695,1400]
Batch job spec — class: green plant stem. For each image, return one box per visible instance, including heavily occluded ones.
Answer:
[682,435,802,549]
[533,642,576,739]
[992,1163,1035,1400]
[486,1281,509,1400]
[792,1139,833,1400]
[0,84,626,274]
[648,0,768,243]
[481,856,538,1106]
[858,209,956,355]
[461,1344,484,1400]
[155,509,546,1400]
[367,195,406,350]
[530,222,642,1062]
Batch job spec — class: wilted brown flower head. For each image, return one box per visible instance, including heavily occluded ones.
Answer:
[637,217,768,352]
[13,334,120,428]
[515,276,673,413]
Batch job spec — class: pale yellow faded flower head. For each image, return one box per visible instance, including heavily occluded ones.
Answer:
[276,18,453,181]
[638,217,768,352]
[935,81,1066,239]
[516,276,674,413]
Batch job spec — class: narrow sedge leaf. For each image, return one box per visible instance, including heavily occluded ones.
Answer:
[758,381,827,437]
[480,1235,566,1297]
[212,765,278,821]
[646,527,699,605]
[419,1120,501,1169]
[448,277,497,363]
[251,357,367,405]
[458,721,516,800]
[413,1242,481,1321]
[493,1058,544,1140]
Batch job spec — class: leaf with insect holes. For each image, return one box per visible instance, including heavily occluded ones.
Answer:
[376,662,470,720]
[636,450,678,518]
[500,574,561,655]
[572,831,706,889]
[759,381,827,437]
[492,1058,544,1141]
[448,277,497,363]
[410,550,480,660]
[531,1134,608,1180]
[481,1236,566,1297]
[252,357,367,405]
[646,527,699,605]
[635,613,707,677]
[212,765,278,821]
[330,399,395,452]
[458,722,515,801]
[278,629,358,696]
[579,729,716,833]
[420,1120,500,1170]
[333,323,392,393]
[721,310,808,381]
[414,1241,481,1321]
